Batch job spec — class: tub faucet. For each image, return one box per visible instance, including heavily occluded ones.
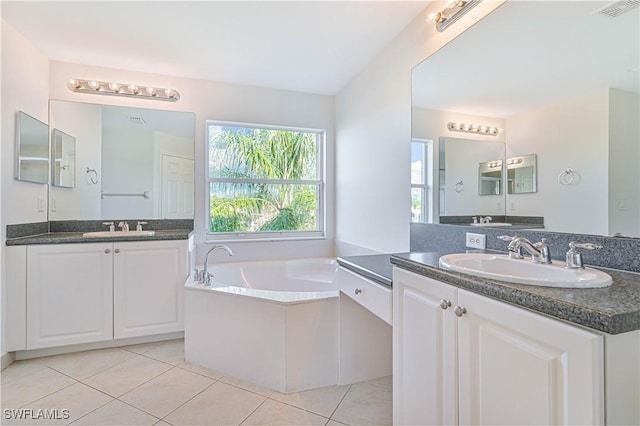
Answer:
[198,244,234,285]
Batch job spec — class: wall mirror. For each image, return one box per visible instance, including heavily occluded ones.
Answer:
[15,111,49,184]
[49,101,195,221]
[52,129,76,188]
[439,137,505,218]
[507,154,536,194]
[412,1,639,237]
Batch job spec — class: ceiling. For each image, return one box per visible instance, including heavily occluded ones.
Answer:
[412,0,640,118]
[1,0,430,96]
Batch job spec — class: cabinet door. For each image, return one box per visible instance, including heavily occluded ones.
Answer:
[393,268,458,426]
[457,290,604,425]
[113,240,187,339]
[27,243,113,349]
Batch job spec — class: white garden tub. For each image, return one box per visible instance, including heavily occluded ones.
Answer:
[184,258,339,393]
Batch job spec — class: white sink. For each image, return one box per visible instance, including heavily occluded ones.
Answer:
[470,222,512,227]
[83,230,156,238]
[439,253,612,288]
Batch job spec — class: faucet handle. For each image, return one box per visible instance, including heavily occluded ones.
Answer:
[566,241,602,269]
[497,235,514,241]
[136,221,148,231]
[102,222,115,232]
[534,238,552,264]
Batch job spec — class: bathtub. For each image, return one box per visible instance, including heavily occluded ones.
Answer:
[184,258,339,393]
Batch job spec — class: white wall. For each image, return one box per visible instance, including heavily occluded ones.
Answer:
[334,0,506,255]
[608,89,640,237]
[48,60,336,263]
[505,90,610,235]
[1,20,50,358]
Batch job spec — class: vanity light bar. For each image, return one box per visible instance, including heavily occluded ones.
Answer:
[67,79,180,102]
[447,121,500,136]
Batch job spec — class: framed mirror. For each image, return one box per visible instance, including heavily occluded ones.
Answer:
[52,129,76,188]
[15,111,49,184]
[412,1,639,237]
[49,101,195,220]
[507,154,536,194]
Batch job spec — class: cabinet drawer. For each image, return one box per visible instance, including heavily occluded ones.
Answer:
[337,267,392,325]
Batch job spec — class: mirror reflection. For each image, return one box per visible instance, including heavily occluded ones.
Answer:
[15,111,49,184]
[49,101,195,220]
[412,1,639,237]
[478,159,503,196]
[52,129,76,188]
[507,154,536,194]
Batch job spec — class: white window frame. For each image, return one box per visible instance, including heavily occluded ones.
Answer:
[411,139,433,224]
[205,120,325,242]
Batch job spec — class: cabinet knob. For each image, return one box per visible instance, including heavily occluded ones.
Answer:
[104,249,110,254]
[114,248,120,254]
[454,306,467,317]
[354,288,362,295]
[439,299,452,310]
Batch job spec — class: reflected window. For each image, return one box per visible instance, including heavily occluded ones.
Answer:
[206,121,324,240]
[411,139,433,223]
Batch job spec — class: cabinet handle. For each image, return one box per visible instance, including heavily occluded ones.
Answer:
[354,288,362,295]
[439,299,452,310]
[114,249,120,254]
[104,249,110,254]
[454,306,467,317]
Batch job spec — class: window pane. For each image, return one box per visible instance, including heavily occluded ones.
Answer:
[208,125,318,180]
[210,182,318,233]
[411,142,424,184]
[411,187,424,223]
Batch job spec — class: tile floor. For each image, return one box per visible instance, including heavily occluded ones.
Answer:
[1,339,392,425]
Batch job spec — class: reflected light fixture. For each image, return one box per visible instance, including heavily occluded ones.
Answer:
[447,121,500,136]
[67,79,180,102]
[426,0,482,32]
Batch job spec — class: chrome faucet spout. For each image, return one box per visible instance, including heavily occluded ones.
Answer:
[507,236,551,264]
[200,244,234,285]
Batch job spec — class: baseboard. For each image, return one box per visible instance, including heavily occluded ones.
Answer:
[1,351,16,370]
[14,332,184,360]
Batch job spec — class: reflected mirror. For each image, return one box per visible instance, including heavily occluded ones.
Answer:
[52,129,76,188]
[507,154,536,194]
[15,111,49,184]
[49,101,195,220]
[412,1,639,237]
[478,159,503,196]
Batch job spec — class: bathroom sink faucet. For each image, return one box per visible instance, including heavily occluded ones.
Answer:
[498,235,552,264]
[118,221,129,232]
[480,216,493,224]
[565,241,603,269]
[197,244,234,285]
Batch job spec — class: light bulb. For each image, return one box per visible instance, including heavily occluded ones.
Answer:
[145,87,157,96]
[108,82,120,92]
[68,79,81,89]
[88,81,100,90]
[128,84,139,94]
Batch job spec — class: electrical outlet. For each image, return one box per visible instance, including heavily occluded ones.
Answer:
[466,232,486,249]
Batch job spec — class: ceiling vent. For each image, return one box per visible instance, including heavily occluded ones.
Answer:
[128,116,147,125]
[594,0,640,18]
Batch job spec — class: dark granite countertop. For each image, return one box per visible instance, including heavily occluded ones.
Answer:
[337,254,393,288]
[6,229,193,245]
[391,252,640,335]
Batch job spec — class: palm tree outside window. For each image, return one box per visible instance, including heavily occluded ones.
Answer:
[206,121,324,240]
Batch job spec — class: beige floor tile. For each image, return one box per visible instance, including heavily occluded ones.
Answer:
[326,420,348,426]
[331,382,392,426]
[71,399,158,425]
[121,342,164,355]
[119,367,213,418]
[366,375,392,389]
[1,359,48,385]
[83,355,173,397]
[39,348,136,380]
[142,340,185,366]
[1,367,76,409]
[176,362,224,380]
[242,399,328,426]
[153,421,173,426]
[164,381,265,426]
[270,384,350,418]
[219,376,273,397]
[2,382,113,425]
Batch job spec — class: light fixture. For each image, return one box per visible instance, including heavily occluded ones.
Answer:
[426,0,482,32]
[67,79,180,102]
[447,121,500,136]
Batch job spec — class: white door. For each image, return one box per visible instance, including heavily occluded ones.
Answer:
[393,268,458,426]
[161,155,194,219]
[113,240,187,339]
[457,289,604,425]
[26,243,113,349]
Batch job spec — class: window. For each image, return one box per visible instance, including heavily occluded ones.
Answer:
[206,121,324,240]
[411,139,433,223]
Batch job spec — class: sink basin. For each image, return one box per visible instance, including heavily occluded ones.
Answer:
[470,222,512,227]
[82,230,156,238]
[439,253,612,288]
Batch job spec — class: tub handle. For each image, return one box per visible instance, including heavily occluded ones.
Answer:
[354,288,362,295]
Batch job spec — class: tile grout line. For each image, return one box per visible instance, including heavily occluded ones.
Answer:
[327,383,353,423]
[156,378,219,423]
[238,395,270,426]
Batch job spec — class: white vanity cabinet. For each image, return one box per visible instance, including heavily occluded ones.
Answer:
[25,240,189,350]
[393,267,604,426]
